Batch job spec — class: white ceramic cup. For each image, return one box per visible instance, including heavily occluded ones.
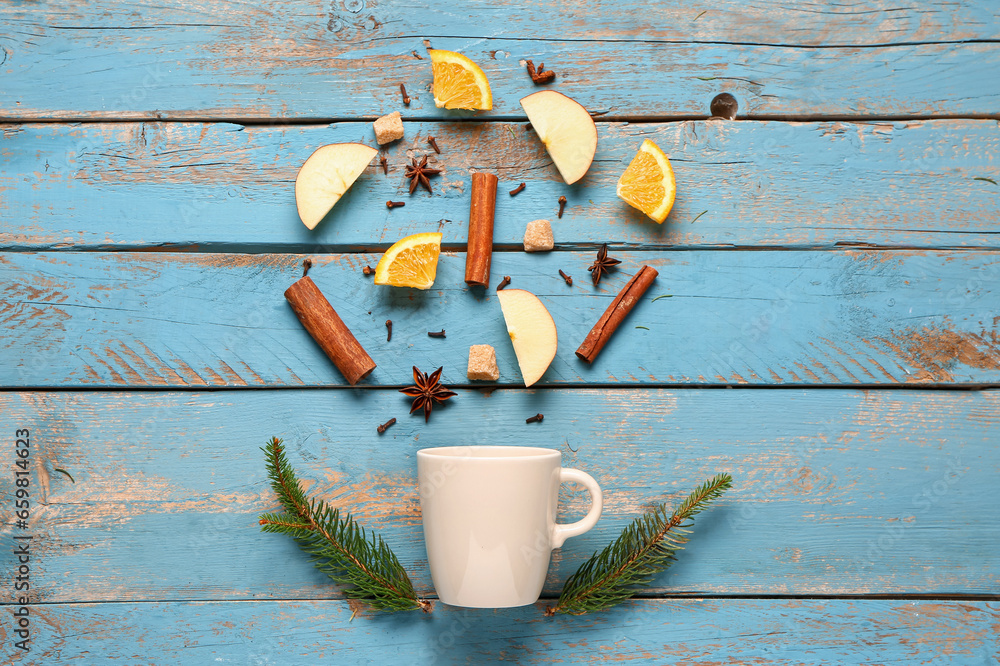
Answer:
[417,445,603,608]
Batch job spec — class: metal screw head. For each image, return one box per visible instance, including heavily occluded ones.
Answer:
[710,93,738,120]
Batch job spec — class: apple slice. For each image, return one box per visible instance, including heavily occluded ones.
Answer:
[520,90,597,185]
[496,289,558,387]
[295,143,378,230]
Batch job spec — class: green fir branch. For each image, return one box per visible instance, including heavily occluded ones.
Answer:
[547,473,732,616]
[259,437,429,613]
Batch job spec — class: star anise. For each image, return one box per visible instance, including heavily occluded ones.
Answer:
[587,244,621,286]
[404,155,442,194]
[399,366,457,422]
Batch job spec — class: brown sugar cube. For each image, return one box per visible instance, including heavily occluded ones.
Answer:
[467,344,500,381]
[373,111,404,145]
[523,219,554,252]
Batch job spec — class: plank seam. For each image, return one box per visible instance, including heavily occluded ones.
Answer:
[3,113,999,124]
[9,25,1000,49]
[2,243,999,254]
[4,593,998,607]
[1,384,997,393]
[361,34,1000,50]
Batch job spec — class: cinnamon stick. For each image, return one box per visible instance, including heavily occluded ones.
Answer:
[464,172,498,287]
[284,276,376,385]
[575,265,658,363]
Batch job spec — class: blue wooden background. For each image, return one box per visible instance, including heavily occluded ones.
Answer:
[1,1,999,663]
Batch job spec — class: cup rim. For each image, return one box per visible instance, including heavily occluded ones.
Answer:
[417,445,560,461]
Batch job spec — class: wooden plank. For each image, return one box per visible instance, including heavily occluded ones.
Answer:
[2,1,999,120]
[9,599,999,664]
[6,0,998,49]
[1,250,998,388]
[1,389,997,603]
[3,120,999,251]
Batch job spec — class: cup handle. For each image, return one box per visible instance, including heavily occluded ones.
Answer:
[551,468,603,549]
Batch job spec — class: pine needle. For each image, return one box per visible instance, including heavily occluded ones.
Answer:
[546,473,732,616]
[54,468,75,483]
[258,437,429,613]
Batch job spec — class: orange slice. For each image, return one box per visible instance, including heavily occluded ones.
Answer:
[616,139,676,223]
[428,49,493,111]
[374,232,443,289]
